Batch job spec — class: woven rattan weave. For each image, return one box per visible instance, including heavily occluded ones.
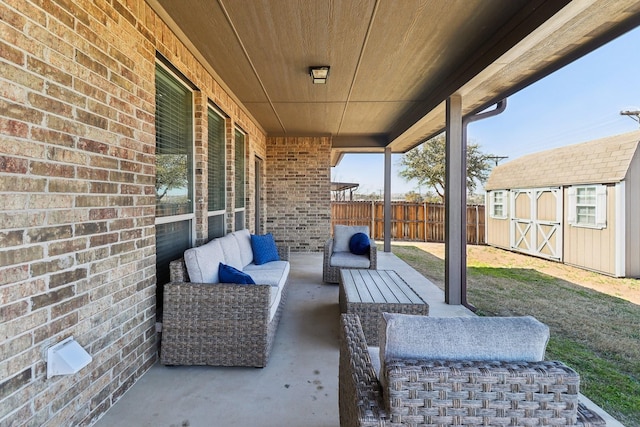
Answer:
[160,245,289,367]
[323,237,377,283]
[339,313,606,427]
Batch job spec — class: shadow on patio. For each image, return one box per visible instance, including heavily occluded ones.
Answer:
[93,252,621,427]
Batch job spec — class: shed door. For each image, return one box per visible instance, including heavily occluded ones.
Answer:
[510,188,562,261]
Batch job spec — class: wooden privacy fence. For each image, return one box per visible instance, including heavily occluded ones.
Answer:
[331,201,485,244]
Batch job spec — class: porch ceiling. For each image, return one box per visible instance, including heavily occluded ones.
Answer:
[147,0,640,166]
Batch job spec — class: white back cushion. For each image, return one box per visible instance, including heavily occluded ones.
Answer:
[183,239,225,283]
[219,234,243,270]
[232,229,254,267]
[333,225,369,252]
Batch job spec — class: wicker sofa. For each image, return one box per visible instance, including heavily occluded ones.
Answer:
[160,230,290,368]
[339,313,606,427]
[323,225,377,283]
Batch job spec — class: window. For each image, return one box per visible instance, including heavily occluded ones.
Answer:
[568,185,607,228]
[234,128,246,230]
[576,186,596,225]
[154,63,194,308]
[207,106,226,240]
[490,191,507,219]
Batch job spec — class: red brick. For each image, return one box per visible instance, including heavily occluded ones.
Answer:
[90,182,118,194]
[0,369,32,399]
[77,166,110,181]
[75,221,107,236]
[41,0,75,29]
[51,294,89,319]
[89,208,117,220]
[90,233,119,247]
[0,300,29,322]
[46,82,86,107]
[74,79,108,103]
[33,312,79,343]
[29,161,75,178]
[78,138,109,154]
[31,285,75,310]
[89,155,118,170]
[48,237,88,256]
[49,267,87,288]
[26,56,72,86]
[30,128,75,147]
[112,0,136,27]
[0,246,44,267]
[0,2,27,29]
[26,225,72,243]
[110,218,134,231]
[75,50,108,78]
[0,118,29,138]
[49,178,88,193]
[30,256,74,277]
[0,265,29,286]
[76,109,108,129]
[0,40,25,65]
[0,156,28,173]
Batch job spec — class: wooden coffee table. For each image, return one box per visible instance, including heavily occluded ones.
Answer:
[339,269,429,345]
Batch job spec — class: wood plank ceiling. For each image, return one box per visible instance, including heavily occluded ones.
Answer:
[148,0,640,165]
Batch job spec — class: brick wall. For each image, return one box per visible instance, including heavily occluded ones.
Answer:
[0,1,158,425]
[0,1,269,426]
[266,137,332,251]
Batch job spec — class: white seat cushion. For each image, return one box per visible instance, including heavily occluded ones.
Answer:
[330,252,370,268]
[243,260,290,273]
[247,266,289,287]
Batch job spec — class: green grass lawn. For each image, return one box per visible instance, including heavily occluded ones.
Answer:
[390,244,640,427]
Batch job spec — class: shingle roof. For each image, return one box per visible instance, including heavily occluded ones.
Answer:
[485,131,640,190]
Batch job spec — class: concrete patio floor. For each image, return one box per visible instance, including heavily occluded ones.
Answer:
[93,251,621,427]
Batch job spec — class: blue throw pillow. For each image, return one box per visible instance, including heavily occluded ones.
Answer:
[218,263,255,284]
[349,232,370,255]
[251,233,280,265]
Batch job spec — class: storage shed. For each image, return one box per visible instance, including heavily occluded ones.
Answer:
[485,131,640,277]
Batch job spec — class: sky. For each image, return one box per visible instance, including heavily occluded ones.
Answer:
[331,25,640,196]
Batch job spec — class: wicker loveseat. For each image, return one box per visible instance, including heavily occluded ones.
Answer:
[339,313,606,427]
[323,225,377,283]
[160,230,290,368]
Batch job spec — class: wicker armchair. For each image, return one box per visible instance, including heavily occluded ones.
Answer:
[339,314,606,427]
[323,225,377,283]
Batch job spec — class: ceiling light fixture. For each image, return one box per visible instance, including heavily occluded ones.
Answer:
[309,66,330,84]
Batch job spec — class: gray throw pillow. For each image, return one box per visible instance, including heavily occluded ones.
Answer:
[379,313,550,387]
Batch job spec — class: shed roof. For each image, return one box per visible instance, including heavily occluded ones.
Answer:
[485,131,640,190]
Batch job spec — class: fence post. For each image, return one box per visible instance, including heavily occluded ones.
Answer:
[371,200,375,239]
[475,205,479,244]
[423,202,427,242]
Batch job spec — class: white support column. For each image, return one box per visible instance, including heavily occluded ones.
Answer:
[384,147,392,252]
[445,94,465,305]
